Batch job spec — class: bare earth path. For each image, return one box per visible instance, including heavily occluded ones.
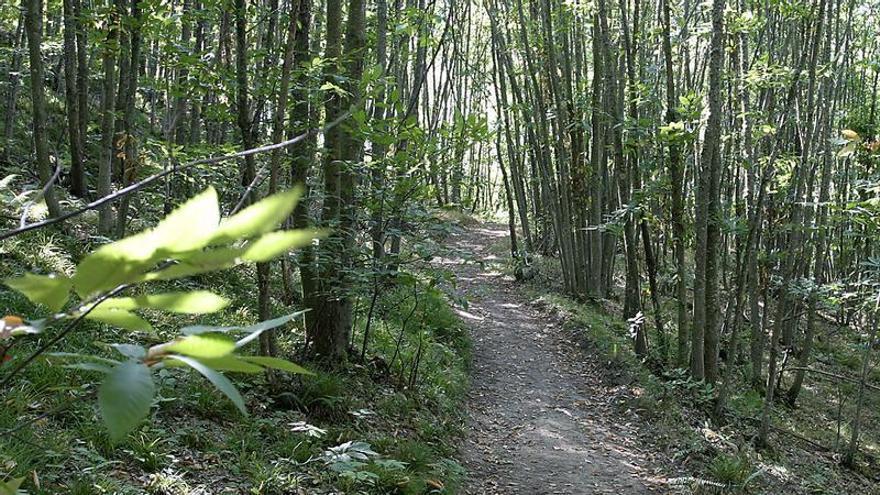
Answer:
[441,224,667,495]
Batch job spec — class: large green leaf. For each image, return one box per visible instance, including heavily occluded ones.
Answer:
[72,188,221,297]
[165,334,236,359]
[72,243,154,298]
[241,230,323,262]
[142,247,245,282]
[209,187,303,244]
[171,354,247,414]
[85,308,153,332]
[49,353,118,374]
[5,273,72,312]
[111,344,147,359]
[98,360,155,442]
[0,477,24,495]
[150,186,221,252]
[97,291,229,314]
[47,352,121,366]
[63,362,114,373]
[182,311,306,336]
[240,356,312,375]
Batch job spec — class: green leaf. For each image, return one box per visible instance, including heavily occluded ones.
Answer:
[111,344,146,359]
[209,187,303,244]
[165,334,236,359]
[97,291,230,314]
[72,188,220,297]
[149,186,221,252]
[99,360,155,442]
[240,356,312,375]
[5,273,72,312]
[143,247,245,281]
[171,354,247,414]
[182,311,306,336]
[0,477,25,495]
[72,243,153,298]
[233,312,309,349]
[85,308,153,332]
[47,352,121,366]
[166,355,265,373]
[63,362,114,373]
[241,230,323,262]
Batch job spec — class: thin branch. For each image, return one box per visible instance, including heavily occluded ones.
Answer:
[19,162,62,228]
[0,285,129,391]
[785,366,880,393]
[0,108,354,242]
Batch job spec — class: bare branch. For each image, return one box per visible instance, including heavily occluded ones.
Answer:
[0,108,354,242]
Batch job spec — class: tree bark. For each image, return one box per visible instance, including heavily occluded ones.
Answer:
[23,0,63,218]
[62,0,85,197]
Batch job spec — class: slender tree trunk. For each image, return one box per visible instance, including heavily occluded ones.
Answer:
[256,0,302,359]
[97,0,120,234]
[23,0,63,218]
[74,0,89,167]
[172,0,193,144]
[843,312,878,466]
[661,0,688,368]
[2,14,25,162]
[701,0,726,384]
[234,0,257,201]
[62,0,85,197]
[691,0,725,382]
[115,0,142,237]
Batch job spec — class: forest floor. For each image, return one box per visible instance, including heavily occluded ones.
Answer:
[440,223,669,494]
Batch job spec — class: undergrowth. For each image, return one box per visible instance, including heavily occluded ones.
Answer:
[516,248,879,495]
[0,216,470,493]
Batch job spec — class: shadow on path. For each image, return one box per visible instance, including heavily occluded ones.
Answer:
[439,224,667,495]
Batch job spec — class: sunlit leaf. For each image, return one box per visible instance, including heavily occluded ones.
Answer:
[210,187,303,244]
[85,308,153,332]
[99,360,155,442]
[72,188,220,297]
[150,186,221,252]
[165,334,236,359]
[98,291,230,314]
[142,247,245,281]
[182,311,306,336]
[241,230,324,262]
[5,273,72,312]
[72,245,153,298]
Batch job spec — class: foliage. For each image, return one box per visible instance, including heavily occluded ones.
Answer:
[3,187,317,442]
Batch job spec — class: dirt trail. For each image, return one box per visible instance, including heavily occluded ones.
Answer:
[442,224,667,495]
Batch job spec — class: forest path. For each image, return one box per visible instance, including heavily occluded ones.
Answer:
[441,223,666,494]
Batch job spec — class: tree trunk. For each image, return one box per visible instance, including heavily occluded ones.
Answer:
[234,0,257,201]
[62,0,85,197]
[115,0,142,237]
[97,0,120,234]
[23,0,62,218]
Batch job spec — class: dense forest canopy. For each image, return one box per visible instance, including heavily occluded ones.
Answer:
[1,0,880,491]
